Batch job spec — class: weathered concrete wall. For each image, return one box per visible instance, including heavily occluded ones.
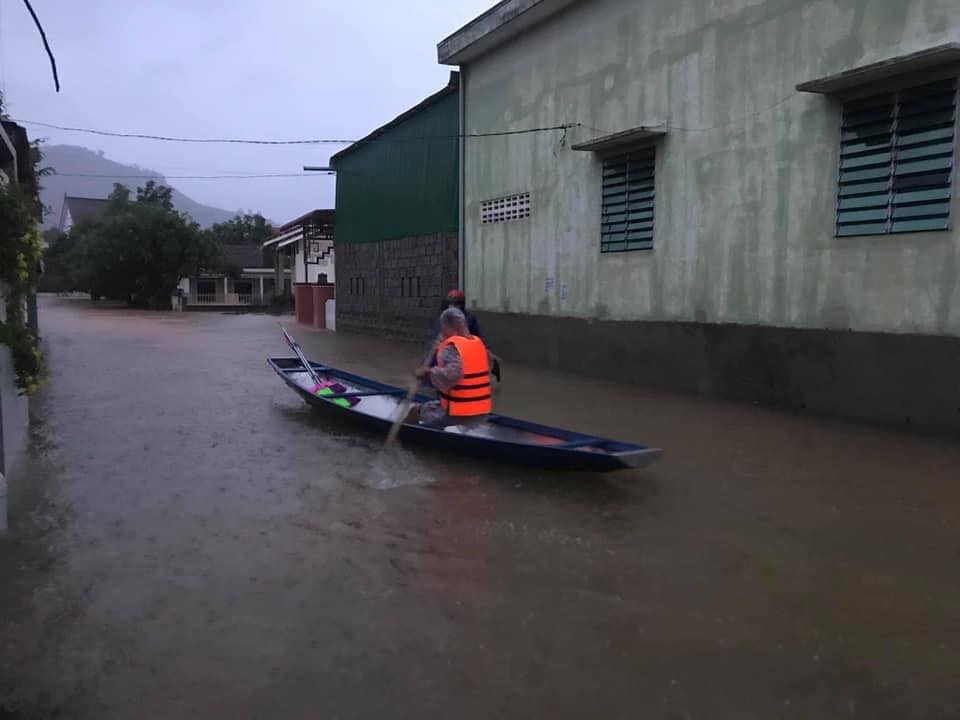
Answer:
[481,310,960,435]
[0,345,30,477]
[336,234,458,340]
[462,0,960,336]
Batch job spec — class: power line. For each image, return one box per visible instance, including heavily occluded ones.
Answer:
[580,93,800,138]
[23,122,351,145]
[13,118,574,145]
[664,93,799,132]
[22,0,59,92]
[56,172,332,180]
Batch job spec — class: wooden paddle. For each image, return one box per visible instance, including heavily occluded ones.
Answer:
[385,337,440,446]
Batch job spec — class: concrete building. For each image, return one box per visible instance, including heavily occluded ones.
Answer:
[439,0,960,433]
[330,73,460,340]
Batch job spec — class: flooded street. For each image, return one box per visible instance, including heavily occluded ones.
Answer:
[1,296,958,718]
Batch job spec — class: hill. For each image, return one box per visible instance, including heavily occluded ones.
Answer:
[38,145,239,228]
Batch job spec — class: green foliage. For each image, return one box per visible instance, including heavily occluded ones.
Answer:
[69,183,222,309]
[206,213,273,245]
[37,227,78,293]
[0,121,46,393]
[0,184,45,393]
[0,322,43,394]
[40,181,230,308]
[136,180,174,210]
[0,186,41,287]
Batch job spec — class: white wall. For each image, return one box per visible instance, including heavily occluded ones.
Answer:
[461,0,960,336]
[295,240,335,285]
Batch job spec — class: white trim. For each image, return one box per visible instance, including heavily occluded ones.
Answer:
[262,226,302,249]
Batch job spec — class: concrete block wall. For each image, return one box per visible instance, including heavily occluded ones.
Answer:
[336,233,458,340]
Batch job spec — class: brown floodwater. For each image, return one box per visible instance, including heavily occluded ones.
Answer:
[0,296,958,719]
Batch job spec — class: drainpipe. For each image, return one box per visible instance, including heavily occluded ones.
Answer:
[458,68,466,292]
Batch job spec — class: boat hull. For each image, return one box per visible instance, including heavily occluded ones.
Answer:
[269,357,662,472]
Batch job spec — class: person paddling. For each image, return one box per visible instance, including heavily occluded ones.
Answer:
[414,308,493,428]
[427,289,501,382]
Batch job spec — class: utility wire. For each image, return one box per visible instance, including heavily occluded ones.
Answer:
[13,119,574,145]
[56,172,332,180]
[22,0,59,92]
[579,92,801,138]
[663,93,800,132]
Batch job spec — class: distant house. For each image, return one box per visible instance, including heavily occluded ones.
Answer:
[177,245,290,310]
[58,195,109,233]
[330,72,460,339]
[261,209,335,328]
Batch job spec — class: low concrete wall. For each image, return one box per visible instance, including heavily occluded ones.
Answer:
[481,311,960,436]
[294,284,315,326]
[0,345,30,477]
[294,284,336,330]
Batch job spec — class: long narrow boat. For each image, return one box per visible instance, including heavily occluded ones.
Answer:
[268,356,663,472]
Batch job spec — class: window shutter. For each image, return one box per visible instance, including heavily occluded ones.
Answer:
[601,147,655,252]
[837,78,956,236]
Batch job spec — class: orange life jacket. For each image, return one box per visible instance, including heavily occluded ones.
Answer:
[437,335,492,416]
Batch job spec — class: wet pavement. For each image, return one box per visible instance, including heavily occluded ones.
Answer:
[1,296,958,719]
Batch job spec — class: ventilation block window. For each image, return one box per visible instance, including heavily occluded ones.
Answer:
[836,77,957,236]
[601,147,655,252]
[480,193,531,224]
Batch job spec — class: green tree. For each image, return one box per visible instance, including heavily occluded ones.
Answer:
[136,180,174,210]
[206,213,273,245]
[72,182,222,309]
[37,227,79,293]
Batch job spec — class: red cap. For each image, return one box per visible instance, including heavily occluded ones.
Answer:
[446,289,465,301]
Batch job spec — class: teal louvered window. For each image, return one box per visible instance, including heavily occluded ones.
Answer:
[601,147,655,252]
[837,78,957,236]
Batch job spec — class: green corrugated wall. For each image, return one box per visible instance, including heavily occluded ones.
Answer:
[333,91,459,244]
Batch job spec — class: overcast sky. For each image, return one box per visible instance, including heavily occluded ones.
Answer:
[0,0,492,221]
